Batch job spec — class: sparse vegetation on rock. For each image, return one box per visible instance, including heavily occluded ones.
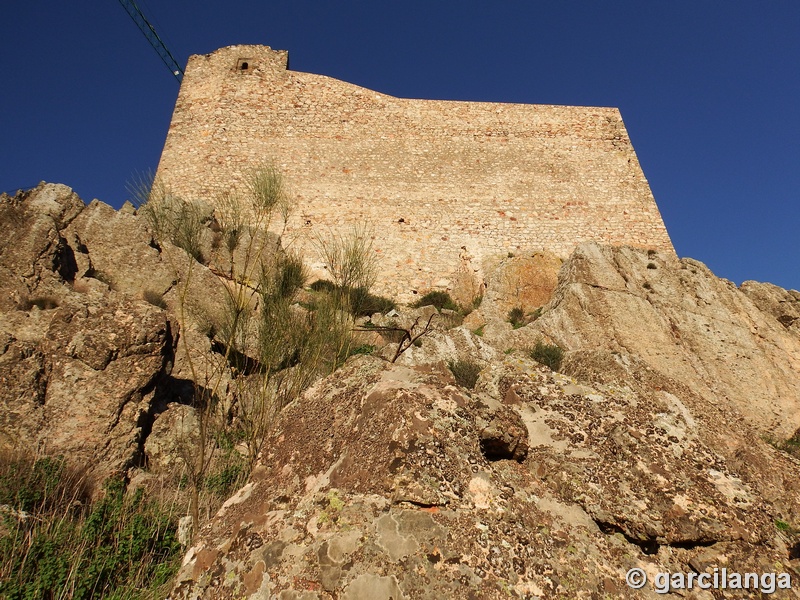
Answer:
[447,358,481,389]
[411,290,459,312]
[530,340,564,371]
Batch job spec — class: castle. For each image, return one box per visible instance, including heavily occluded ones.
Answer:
[155,45,674,300]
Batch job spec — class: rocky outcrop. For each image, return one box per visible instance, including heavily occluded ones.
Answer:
[173,354,800,599]
[0,185,180,481]
[4,184,800,598]
[527,243,800,440]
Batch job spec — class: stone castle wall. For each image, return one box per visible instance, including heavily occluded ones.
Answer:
[155,45,674,300]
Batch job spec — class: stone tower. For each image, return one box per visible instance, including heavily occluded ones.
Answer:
[155,45,674,300]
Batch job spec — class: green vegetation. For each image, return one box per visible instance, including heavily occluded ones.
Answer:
[348,344,376,357]
[776,519,793,533]
[447,359,481,389]
[0,455,180,600]
[765,431,800,461]
[530,341,564,372]
[411,290,459,312]
[508,306,526,329]
[309,281,395,317]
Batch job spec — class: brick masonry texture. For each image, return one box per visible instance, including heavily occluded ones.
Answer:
[155,45,674,300]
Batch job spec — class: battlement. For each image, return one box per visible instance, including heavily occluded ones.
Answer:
[156,45,674,300]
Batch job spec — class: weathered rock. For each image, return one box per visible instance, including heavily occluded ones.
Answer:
[172,355,800,599]
[0,292,176,481]
[0,183,84,311]
[740,280,800,333]
[527,243,800,440]
[144,403,200,472]
[480,251,563,317]
[394,326,498,367]
[64,198,176,299]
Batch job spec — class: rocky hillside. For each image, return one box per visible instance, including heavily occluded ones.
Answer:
[2,184,799,598]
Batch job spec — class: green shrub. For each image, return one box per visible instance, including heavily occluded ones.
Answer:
[447,359,481,389]
[348,287,396,317]
[766,431,800,461]
[411,291,458,312]
[472,295,484,309]
[508,306,526,329]
[348,344,376,357]
[472,325,485,337]
[0,455,180,599]
[308,282,395,317]
[260,252,307,302]
[205,462,245,498]
[530,341,564,372]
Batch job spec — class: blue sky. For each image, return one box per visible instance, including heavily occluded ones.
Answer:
[2,1,798,291]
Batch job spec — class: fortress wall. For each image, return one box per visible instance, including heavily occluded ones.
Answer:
[156,45,674,300]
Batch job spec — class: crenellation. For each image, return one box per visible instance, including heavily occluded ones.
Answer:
[156,44,674,300]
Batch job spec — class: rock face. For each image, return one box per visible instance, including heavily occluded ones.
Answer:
[529,243,800,440]
[0,185,178,481]
[173,354,800,599]
[0,183,285,486]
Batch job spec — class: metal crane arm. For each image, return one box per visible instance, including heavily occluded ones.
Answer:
[117,0,184,82]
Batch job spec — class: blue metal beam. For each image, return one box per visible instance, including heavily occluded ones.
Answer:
[117,0,184,82]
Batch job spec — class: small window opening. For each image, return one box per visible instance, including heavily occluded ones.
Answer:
[240,62,249,70]
[236,58,252,72]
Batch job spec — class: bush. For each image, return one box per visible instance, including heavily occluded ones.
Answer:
[766,431,800,461]
[348,344,376,357]
[411,290,458,312]
[205,462,245,498]
[530,341,564,372]
[0,455,180,599]
[447,359,481,389]
[308,282,395,317]
[347,287,396,317]
[508,306,526,329]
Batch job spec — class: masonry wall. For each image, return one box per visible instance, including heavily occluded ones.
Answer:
[156,45,674,300]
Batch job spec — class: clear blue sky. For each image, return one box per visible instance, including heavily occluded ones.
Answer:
[2,1,798,291]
